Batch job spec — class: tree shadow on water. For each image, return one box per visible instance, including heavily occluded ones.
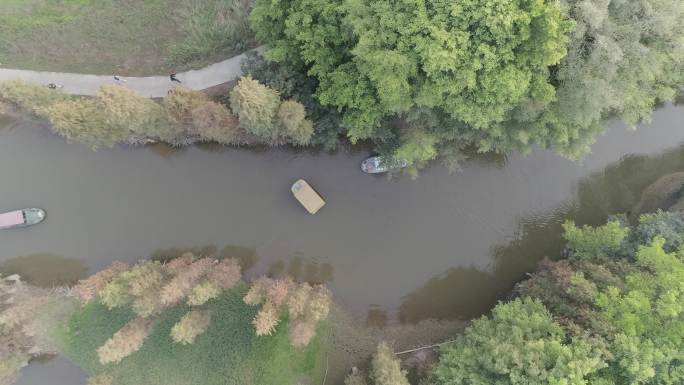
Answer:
[399,143,684,323]
[0,253,88,287]
[150,243,259,272]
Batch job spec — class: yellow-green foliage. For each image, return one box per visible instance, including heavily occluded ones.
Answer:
[371,342,410,385]
[230,76,281,139]
[187,282,221,306]
[96,85,175,140]
[0,80,66,114]
[170,310,211,345]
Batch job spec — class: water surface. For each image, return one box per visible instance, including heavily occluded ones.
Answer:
[1,105,683,323]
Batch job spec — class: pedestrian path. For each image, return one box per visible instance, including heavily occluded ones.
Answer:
[0,47,263,98]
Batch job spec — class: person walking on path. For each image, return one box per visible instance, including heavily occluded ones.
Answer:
[170,73,182,84]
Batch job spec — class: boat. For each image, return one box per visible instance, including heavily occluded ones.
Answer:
[291,179,326,214]
[0,208,46,230]
[361,156,409,174]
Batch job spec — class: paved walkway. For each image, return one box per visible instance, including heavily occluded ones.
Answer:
[0,47,263,98]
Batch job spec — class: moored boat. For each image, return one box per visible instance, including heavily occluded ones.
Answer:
[291,179,326,214]
[0,208,46,230]
[361,156,409,174]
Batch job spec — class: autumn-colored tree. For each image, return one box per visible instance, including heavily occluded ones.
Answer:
[252,302,280,336]
[206,258,242,289]
[190,100,244,144]
[163,253,194,274]
[164,87,247,144]
[171,310,211,345]
[229,76,282,139]
[159,258,214,306]
[288,319,317,347]
[287,282,312,319]
[244,277,330,346]
[98,276,133,310]
[97,317,154,364]
[72,261,129,302]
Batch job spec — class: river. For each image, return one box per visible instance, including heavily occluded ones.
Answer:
[3,104,684,384]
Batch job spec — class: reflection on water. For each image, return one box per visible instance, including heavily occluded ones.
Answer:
[400,140,684,322]
[266,254,335,284]
[150,244,259,271]
[0,253,87,287]
[1,105,684,326]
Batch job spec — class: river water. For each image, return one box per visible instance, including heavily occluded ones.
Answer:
[3,104,684,384]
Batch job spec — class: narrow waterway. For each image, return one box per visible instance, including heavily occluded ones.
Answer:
[3,104,684,384]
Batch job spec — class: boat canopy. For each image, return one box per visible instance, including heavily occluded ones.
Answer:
[0,211,24,227]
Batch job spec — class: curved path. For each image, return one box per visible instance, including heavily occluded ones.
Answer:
[0,47,263,98]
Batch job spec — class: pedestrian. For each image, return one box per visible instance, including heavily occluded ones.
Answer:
[170,73,182,84]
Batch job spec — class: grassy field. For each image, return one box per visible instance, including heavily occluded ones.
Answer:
[0,0,255,75]
[54,284,326,385]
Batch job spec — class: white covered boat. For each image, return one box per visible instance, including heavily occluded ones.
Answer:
[0,208,46,230]
[361,156,409,174]
[291,179,326,214]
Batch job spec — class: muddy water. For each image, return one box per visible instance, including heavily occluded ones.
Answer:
[3,105,684,384]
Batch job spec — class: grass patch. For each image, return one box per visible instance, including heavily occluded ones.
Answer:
[54,284,326,385]
[0,0,255,75]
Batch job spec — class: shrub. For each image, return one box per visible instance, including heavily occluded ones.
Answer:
[97,317,154,364]
[170,310,211,345]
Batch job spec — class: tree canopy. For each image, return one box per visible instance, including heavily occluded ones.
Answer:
[251,0,684,167]
[251,0,573,142]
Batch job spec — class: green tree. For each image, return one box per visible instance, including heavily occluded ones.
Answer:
[562,220,629,259]
[433,298,605,385]
[251,0,573,146]
[506,0,684,158]
[520,212,684,385]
